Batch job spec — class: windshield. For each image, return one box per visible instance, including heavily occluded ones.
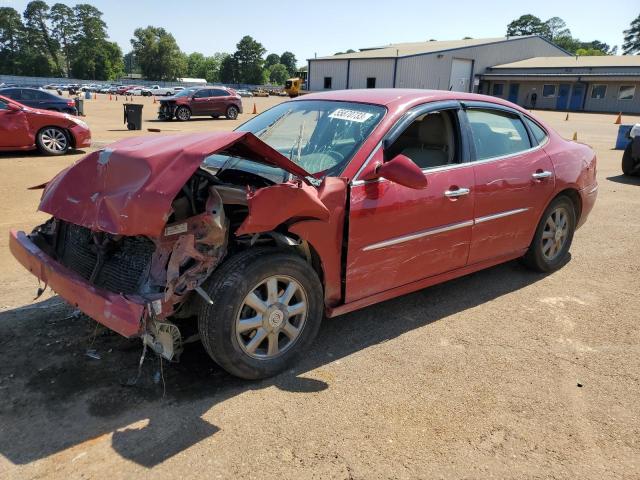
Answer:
[173,87,198,97]
[203,100,386,183]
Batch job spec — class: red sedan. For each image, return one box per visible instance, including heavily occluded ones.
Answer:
[0,95,91,155]
[10,89,597,379]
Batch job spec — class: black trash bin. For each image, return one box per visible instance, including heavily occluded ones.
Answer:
[74,97,84,116]
[123,103,143,130]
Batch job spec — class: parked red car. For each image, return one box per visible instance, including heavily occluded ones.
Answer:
[158,86,242,121]
[0,95,91,155]
[10,89,597,379]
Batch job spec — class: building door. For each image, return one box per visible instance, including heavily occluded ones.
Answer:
[508,83,520,103]
[556,84,570,110]
[569,83,586,110]
[449,58,473,92]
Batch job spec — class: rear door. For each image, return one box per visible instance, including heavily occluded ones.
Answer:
[464,104,554,264]
[0,98,32,147]
[210,88,231,115]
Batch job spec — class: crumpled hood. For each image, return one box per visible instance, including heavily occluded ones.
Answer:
[38,131,314,237]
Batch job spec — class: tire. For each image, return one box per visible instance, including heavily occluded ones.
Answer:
[226,105,239,120]
[166,92,172,96]
[175,106,191,121]
[36,127,70,156]
[622,143,638,176]
[522,196,576,273]
[198,248,323,379]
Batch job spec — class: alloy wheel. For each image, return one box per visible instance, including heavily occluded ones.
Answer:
[40,128,68,153]
[235,275,308,360]
[541,206,569,261]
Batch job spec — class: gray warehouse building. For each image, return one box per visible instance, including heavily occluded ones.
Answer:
[481,56,640,113]
[307,36,568,92]
[308,35,640,113]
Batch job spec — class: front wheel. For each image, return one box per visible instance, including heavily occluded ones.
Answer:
[226,105,239,120]
[36,127,70,155]
[175,106,191,121]
[198,248,323,379]
[522,196,576,272]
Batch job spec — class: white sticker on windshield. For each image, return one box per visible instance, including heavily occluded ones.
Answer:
[328,108,373,123]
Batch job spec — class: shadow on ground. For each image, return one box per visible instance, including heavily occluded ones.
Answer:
[607,174,640,186]
[0,259,550,468]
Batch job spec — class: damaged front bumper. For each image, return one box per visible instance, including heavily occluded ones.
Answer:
[10,229,148,338]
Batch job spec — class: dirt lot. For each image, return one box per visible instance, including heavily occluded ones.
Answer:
[0,95,639,480]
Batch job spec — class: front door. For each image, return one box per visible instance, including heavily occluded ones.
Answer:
[465,106,555,264]
[556,84,570,110]
[569,83,586,110]
[345,107,475,303]
[508,83,520,104]
[190,89,212,115]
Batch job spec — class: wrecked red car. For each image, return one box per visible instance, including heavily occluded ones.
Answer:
[10,89,597,379]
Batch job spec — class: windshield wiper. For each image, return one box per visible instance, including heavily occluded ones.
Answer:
[256,110,292,140]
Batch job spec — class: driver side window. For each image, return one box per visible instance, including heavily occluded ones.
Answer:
[387,110,460,170]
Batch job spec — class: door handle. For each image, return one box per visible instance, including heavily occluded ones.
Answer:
[444,187,470,198]
[532,170,553,179]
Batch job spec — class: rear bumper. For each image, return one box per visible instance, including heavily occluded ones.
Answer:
[9,229,145,338]
[577,182,598,229]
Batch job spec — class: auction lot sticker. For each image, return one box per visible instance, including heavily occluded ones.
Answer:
[329,108,374,123]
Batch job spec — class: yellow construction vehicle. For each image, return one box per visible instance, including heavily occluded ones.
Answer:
[284,77,305,98]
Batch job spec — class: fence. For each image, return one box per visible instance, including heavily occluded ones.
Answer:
[0,74,282,91]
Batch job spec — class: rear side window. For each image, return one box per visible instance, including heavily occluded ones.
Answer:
[211,89,229,97]
[524,117,548,145]
[20,89,39,100]
[466,109,532,161]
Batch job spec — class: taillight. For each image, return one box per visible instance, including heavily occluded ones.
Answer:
[67,100,75,106]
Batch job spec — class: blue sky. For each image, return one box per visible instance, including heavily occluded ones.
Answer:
[4,0,638,65]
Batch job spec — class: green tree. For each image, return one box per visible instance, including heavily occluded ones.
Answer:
[506,14,551,38]
[70,4,122,80]
[219,55,237,83]
[187,52,206,77]
[623,14,640,55]
[123,51,140,74]
[268,63,289,84]
[131,26,186,80]
[49,3,77,75]
[232,35,266,84]
[23,1,62,75]
[0,7,25,75]
[280,51,297,75]
[544,17,571,41]
[575,47,606,56]
[201,53,226,83]
[265,53,280,68]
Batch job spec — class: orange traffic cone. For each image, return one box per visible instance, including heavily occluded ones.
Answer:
[565,113,569,121]
[115,95,118,101]
[94,92,97,100]
[614,112,622,124]
[252,103,257,114]
[109,94,112,101]
[153,96,157,104]
[572,132,578,141]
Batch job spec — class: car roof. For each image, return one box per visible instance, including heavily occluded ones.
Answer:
[298,88,524,112]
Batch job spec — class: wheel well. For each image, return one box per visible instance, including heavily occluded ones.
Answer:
[555,188,582,221]
[37,126,73,147]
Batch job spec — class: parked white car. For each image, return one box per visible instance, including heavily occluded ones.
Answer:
[127,87,145,96]
[141,85,175,96]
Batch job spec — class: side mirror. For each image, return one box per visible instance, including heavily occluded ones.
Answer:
[7,103,21,112]
[362,154,428,189]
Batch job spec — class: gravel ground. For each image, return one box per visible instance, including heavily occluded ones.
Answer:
[0,96,638,479]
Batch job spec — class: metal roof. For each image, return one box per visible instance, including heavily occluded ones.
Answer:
[312,36,540,60]
[490,56,640,69]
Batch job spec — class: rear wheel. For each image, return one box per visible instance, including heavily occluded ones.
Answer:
[226,105,239,120]
[175,106,191,121]
[198,248,323,379]
[523,196,576,272]
[622,143,638,176]
[37,127,69,155]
